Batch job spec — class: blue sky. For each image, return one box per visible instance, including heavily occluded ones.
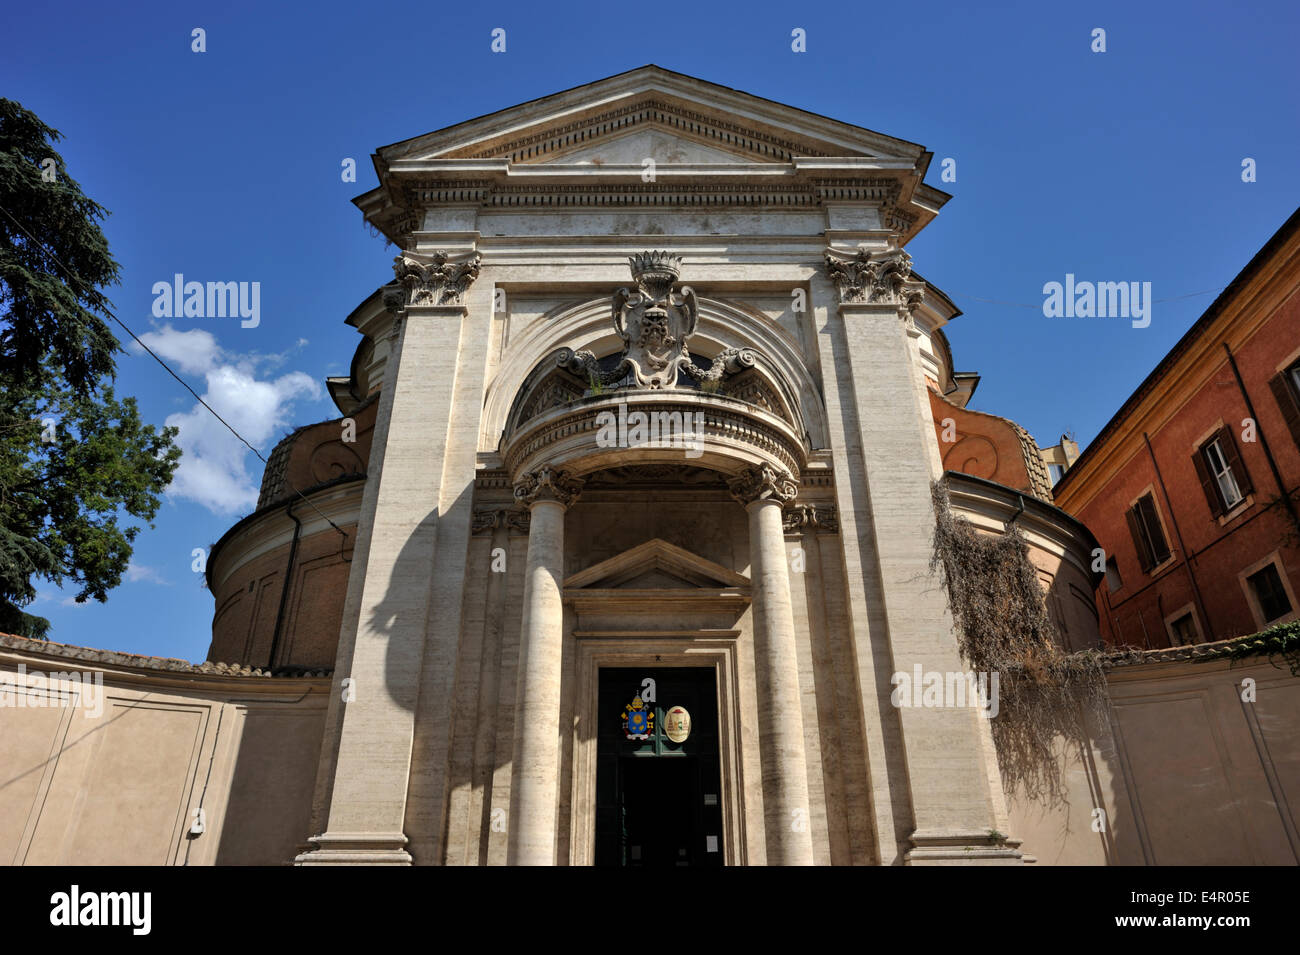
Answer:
[2,0,1297,661]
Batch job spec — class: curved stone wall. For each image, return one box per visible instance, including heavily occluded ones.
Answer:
[205,396,377,670]
[944,470,1104,652]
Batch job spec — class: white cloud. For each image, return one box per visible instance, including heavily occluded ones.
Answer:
[136,325,221,376]
[125,562,171,586]
[133,324,323,515]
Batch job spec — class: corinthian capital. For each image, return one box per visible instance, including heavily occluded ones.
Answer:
[825,248,926,319]
[513,465,585,508]
[383,249,482,312]
[727,463,798,506]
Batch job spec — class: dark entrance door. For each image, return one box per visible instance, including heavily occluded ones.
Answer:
[595,667,724,867]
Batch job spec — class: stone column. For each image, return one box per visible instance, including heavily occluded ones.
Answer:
[507,466,583,865]
[729,464,816,865]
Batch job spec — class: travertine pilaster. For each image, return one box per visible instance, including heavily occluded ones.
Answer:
[834,294,1019,864]
[297,303,472,865]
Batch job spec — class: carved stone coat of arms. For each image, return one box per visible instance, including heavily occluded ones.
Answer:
[612,251,698,389]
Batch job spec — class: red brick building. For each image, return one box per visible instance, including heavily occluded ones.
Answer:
[1053,208,1300,648]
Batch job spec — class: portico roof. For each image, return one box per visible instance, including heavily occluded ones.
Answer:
[353,65,950,246]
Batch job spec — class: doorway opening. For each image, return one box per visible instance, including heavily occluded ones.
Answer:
[594,667,723,867]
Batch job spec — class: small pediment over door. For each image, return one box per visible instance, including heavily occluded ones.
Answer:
[563,538,750,620]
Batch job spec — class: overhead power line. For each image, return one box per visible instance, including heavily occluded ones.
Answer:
[0,202,349,542]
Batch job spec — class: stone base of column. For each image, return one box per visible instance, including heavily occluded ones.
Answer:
[293,831,413,866]
[905,829,1024,865]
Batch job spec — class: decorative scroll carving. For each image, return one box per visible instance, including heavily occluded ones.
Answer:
[556,346,629,388]
[727,463,798,506]
[824,248,926,318]
[382,249,482,312]
[472,507,531,535]
[471,509,501,535]
[782,503,839,534]
[513,465,585,508]
[679,345,758,384]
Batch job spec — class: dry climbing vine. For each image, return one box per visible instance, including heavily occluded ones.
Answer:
[929,481,1109,802]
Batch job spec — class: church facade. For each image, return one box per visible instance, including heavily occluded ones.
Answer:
[273,65,1047,865]
[5,67,1298,867]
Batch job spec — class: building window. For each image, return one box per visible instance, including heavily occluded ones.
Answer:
[1246,563,1293,624]
[1105,557,1122,594]
[1192,428,1252,517]
[1168,613,1197,646]
[1048,463,1066,484]
[1268,360,1300,450]
[1196,428,1248,511]
[1204,439,1243,508]
[1125,493,1171,573]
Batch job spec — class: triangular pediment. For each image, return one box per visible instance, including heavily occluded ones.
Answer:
[355,65,952,248]
[564,538,749,590]
[374,66,926,166]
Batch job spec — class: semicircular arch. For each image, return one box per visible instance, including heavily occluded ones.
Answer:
[482,295,828,451]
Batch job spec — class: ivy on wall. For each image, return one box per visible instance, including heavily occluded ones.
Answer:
[929,481,1109,802]
[1214,620,1300,676]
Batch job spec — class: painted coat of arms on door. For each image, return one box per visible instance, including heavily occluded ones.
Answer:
[622,696,654,741]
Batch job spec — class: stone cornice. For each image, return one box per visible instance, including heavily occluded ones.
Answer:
[389,169,913,204]
[564,589,751,615]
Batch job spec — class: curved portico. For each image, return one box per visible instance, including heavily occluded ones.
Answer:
[499,253,817,865]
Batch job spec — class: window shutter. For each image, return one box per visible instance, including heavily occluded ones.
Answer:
[1137,494,1170,564]
[1218,427,1253,496]
[1269,372,1300,449]
[1192,443,1225,518]
[1126,505,1153,572]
